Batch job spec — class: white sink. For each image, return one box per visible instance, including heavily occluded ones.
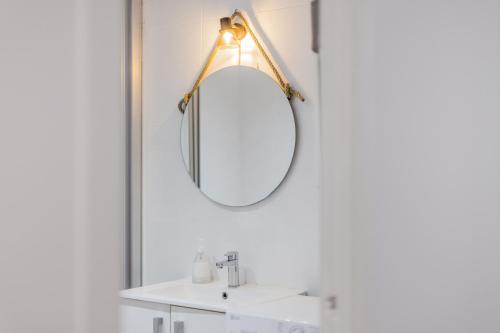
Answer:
[120,278,306,312]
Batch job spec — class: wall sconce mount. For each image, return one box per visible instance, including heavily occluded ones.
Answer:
[219,17,246,47]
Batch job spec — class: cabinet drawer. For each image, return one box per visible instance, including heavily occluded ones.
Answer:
[120,300,171,333]
[171,306,224,333]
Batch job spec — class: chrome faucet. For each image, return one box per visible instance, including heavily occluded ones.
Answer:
[216,251,240,288]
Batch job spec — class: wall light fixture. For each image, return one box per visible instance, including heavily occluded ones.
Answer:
[219,17,247,48]
[178,10,304,113]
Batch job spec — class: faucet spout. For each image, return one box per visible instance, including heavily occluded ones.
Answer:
[215,260,230,269]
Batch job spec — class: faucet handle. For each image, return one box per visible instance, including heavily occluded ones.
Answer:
[224,251,238,261]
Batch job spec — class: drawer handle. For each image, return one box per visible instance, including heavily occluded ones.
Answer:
[174,320,184,333]
[153,317,163,333]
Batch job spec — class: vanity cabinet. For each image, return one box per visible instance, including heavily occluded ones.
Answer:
[120,300,224,333]
[170,306,225,333]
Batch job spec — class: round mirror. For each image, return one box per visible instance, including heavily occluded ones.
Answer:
[181,66,296,207]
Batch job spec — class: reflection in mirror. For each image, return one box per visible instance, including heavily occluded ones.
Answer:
[181,66,296,207]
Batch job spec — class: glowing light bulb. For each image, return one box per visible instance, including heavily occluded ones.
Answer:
[222,31,234,44]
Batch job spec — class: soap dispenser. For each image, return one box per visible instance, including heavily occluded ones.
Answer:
[192,239,212,284]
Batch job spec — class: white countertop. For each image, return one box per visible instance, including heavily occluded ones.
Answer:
[120,278,306,313]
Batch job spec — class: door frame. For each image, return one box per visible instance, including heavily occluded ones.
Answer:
[319,0,354,332]
[124,0,356,326]
[124,0,143,289]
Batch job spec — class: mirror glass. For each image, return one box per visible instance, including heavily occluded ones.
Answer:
[181,66,296,207]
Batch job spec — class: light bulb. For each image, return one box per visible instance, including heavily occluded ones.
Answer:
[222,31,234,44]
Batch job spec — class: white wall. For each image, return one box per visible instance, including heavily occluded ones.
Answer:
[142,0,320,294]
[348,0,500,332]
[0,1,124,332]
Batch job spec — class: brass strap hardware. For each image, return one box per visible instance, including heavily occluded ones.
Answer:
[178,10,305,113]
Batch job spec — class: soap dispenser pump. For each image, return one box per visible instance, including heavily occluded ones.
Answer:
[192,239,212,284]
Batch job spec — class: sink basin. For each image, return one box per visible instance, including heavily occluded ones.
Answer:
[120,278,306,312]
